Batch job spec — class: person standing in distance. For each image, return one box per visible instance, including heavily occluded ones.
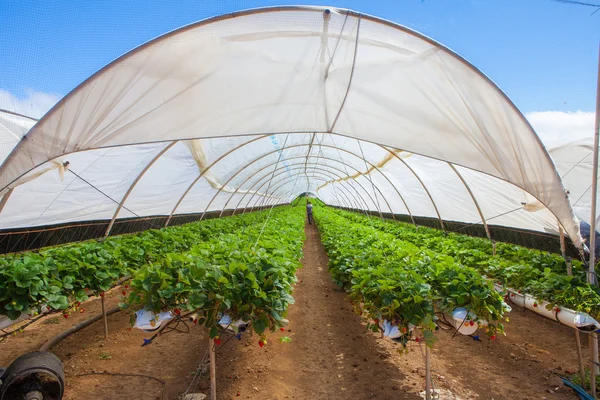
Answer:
[306,200,313,225]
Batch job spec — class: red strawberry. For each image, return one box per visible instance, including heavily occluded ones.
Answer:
[193,319,198,325]
[76,302,81,307]
[63,314,69,319]
[555,307,560,312]
[469,321,475,326]
[373,318,379,325]
[214,338,221,346]
[490,335,497,341]
[125,285,129,289]
[122,291,127,296]
[517,290,522,294]
[237,392,241,397]
[99,292,105,298]
[280,327,285,332]
[533,303,538,308]
[174,309,181,315]
[415,337,421,343]
[258,340,265,348]
[401,327,407,334]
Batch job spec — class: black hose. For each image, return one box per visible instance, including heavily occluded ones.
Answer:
[39,306,121,352]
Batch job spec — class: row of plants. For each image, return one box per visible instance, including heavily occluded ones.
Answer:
[125,205,306,340]
[0,208,285,320]
[334,208,600,320]
[314,206,508,347]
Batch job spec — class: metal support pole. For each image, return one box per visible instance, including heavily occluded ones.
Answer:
[209,336,217,400]
[101,295,109,340]
[425,345,431,400]
[562,223,587,388]
[589,44,600,392]
[589,43,600,285]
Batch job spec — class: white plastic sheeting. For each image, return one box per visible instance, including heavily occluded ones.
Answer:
[550,139,598,227]
[0,6,584,246]
[0,110,36,166]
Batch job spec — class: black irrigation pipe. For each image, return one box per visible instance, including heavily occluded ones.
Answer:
[39,306,121,352]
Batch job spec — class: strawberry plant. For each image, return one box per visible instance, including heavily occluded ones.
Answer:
[0,207,293,321]
[326,207,600,321]
[315,206,508,344]
[125,206,305,339]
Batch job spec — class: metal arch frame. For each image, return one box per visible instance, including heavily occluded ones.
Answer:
[270,173,359,209]
[258,172,353,210]
[246,143,413,218]
[267,175,332,206]
[251,174,334,210]
[228,163,373,217]
[242,168,354,209]
[104,141,178,237]
[239,174,333,212]
[164,134,272,226]
[242,164,375,213]
[249,168,363,211]
[231,155,365,215]
[377,145,446,231]
[217,159,355,216]
[317,134,382,220]
[239,162,384,216]
[195,143,396,222]
[259,172,363,212]
[222,153,397,217]
[447,163,492,242]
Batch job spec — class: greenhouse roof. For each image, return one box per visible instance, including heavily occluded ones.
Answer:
[0,6,583,248]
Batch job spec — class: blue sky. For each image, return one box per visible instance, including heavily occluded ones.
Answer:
[1,0,598,119]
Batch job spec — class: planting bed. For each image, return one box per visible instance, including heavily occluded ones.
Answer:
[0,212,592,399]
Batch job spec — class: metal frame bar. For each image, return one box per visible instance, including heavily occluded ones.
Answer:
[259,173,351,210]
[377,145,446,231]
[104,141,177,237]
[242,163,380,215]
[250,174,332,209]
[219,161,355,215]
[165,134,271,226]
[239,164,374,215]
[233,155,361,214]
[198,143,396,218]
[448,163,492,242]
[222,154,394,216]
[248,167,373,213]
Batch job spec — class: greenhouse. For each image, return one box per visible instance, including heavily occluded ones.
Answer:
[0,4,598,400]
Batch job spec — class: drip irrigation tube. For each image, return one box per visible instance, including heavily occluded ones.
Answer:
[39,306,121,352]
[495,284,600,332]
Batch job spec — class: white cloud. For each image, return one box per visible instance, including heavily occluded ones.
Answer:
[526,111,595,148]
[0,89,61,119]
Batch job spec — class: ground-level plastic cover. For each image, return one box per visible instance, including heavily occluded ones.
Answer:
[0,6,583,246]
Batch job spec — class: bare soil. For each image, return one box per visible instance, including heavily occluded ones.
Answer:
[0,223,590,399]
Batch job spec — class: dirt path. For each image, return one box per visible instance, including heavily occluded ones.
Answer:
[216,222,421,399]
